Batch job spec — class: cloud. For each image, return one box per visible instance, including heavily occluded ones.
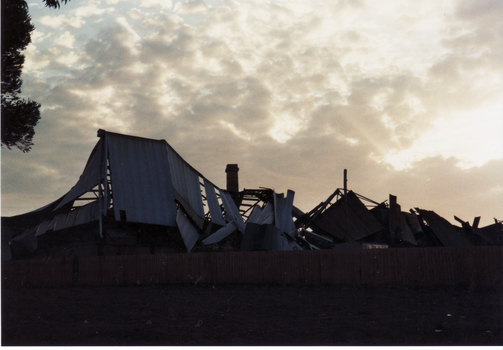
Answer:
[39,15,85,29]
[74,3,112,17]
[174,0,209,14]
[381,157,503,225]
[2,0,501,229]
[139,0,173,10]
[456,0,503,21]
[55,31,75,48]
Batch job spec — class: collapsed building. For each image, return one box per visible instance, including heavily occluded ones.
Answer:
[2,130,502,260]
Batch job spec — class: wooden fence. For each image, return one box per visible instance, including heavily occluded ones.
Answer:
[2,246,502,288]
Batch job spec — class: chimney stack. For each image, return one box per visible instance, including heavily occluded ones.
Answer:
[225,164,239,193]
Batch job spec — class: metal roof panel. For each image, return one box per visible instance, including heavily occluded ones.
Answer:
[54,140,103,210]
[219,189,245,232]
[202,221,237,245]
[176,209,199,252]
[107,133,177,226]
[203,179,226,226]
[166,145,205,220]
[313,191,383,240]
[416,209,471,247]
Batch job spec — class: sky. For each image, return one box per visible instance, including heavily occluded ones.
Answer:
[2,0,502,227]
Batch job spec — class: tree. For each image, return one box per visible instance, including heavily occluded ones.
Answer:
[43,0,71,9]
[1,0,41,152]
[1,99,41,151]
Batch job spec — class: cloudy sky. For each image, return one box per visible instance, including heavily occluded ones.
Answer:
[2,0,502,226]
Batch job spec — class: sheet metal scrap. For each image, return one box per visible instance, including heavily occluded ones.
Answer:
[241,223,279,251]
[415,208,471,247]
[240,189,302,251]
[200,188,303,251]
[176,209,199,253]
[389,195,417,245]
[300,229,334,249]
[479,219,503,245]
[200,189,272,249]
[305,190,384,241]
[202,222,238,246]
[332,242,389,249]
[454,215,494,245]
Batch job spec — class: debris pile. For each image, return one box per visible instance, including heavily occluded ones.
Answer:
[294,189,501,249]
[2,130,501,260]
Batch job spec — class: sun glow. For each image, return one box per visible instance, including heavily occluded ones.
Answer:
[269,114,305,143]
[383,98,503,170]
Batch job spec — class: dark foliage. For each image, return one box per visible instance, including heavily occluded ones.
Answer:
[43,0,71,9]
[1,98,41,152]
[1,0,41,152]
[1,0,34,96]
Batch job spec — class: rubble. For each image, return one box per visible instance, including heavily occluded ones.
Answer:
[415,209,471,247]
[2,129,501,260]
[296,189,384,242]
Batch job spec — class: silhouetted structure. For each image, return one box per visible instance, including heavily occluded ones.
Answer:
[2,129,501,260]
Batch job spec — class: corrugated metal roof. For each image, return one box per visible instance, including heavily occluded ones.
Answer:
[74,201,100,226]
[273,190,296,237]
[313,191,384,240]
[416,208,471,247]
[176,209,199,252]
[37,200,102,237]
[203,178,226,226]
[53,212,69,231]
[282,190,295,237]
[403,212,423,234]
[398,212,417,245]
[107,132,178,226]
[247,205,263,224]
[202,221,237,245]
[174,191,204,229]
[166,144,205,220]
[35,220,51,236]
[219,189,245,232]
[66,208,79,228]
[257,202,274,224]
[389,195,417,245]
[274,192,284,232]
[11,230,38,252]
[54,140,103,210]
[34,130,230,233]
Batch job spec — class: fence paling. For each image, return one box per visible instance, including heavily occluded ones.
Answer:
[2,247,502,288]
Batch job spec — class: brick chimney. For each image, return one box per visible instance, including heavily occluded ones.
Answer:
[225,164,239,193]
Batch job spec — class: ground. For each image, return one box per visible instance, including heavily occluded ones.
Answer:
[2,283,502,346]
